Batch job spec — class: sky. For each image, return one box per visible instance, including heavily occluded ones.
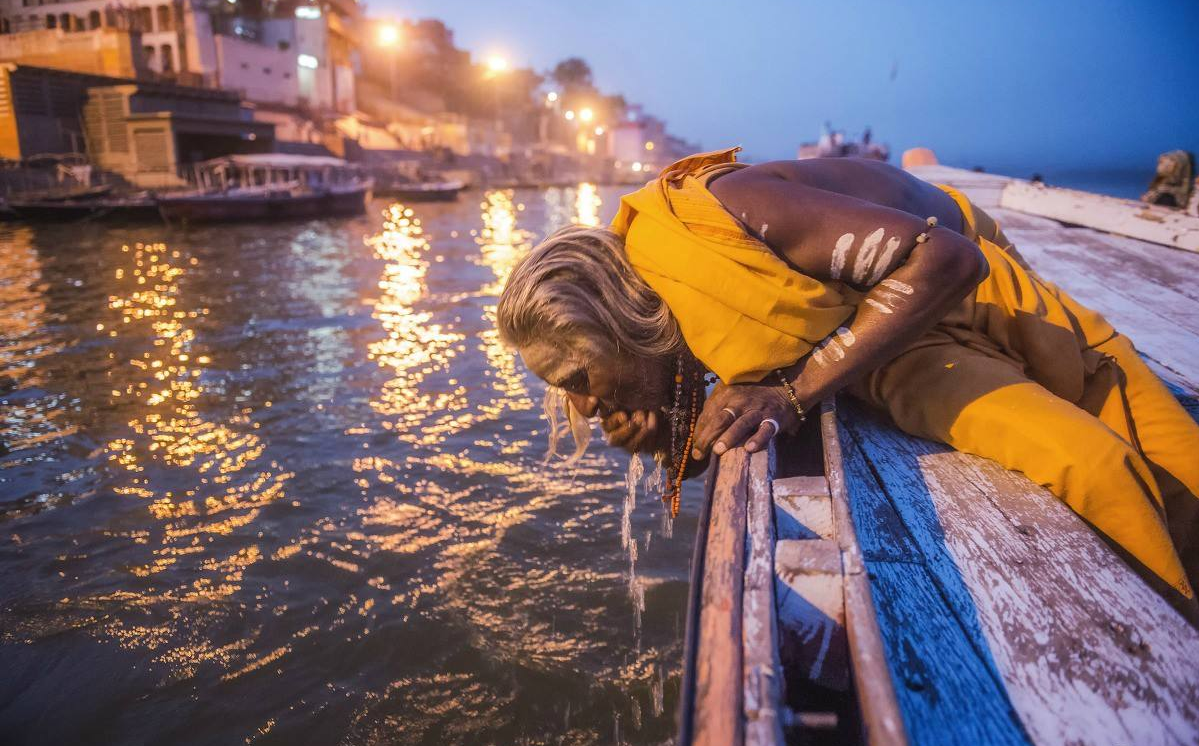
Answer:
[376,0,1199,175]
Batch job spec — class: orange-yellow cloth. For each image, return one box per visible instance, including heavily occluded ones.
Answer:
[855,185,1197,603]
[614,149,1199,603]
[610,147,857,384]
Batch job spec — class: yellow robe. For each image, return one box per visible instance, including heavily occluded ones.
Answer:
[612,148,1199,607]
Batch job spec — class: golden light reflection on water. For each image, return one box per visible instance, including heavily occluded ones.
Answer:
[102,242,289,601]
[477,189,534,422]
[365,204,465,443]
[0,226,75,452]
[574,182,602,227]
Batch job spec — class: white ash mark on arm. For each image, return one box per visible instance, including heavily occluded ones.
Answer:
[830,233,854,280]
[865,298,894,314]
[880,278,914,295]
[851,228,886,283]
[834,326,856,347]
[868,236,904,285]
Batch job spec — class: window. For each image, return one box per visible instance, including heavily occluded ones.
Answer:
[143,45,155,69]
[88,9,100,28]
[262,67,271,74]
[160,43,172,71]
[0,19,8,33]
[45,13,55,28]
[155,4,171,32]
[136,6,151,32]
[58,12,69,30]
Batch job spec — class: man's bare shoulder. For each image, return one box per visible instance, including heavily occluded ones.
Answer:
[716,158,962,231]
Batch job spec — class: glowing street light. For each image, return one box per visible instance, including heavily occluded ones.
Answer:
[486,55,509,74]
[377,23,400,46]
[645,140,655,151]
[546,91,558,103]
[564,110,575,121]
[594,126,604,136]
[579,107,594,123]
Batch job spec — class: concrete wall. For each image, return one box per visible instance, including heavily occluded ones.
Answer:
[214,34,298,107]
[0,28,146,78]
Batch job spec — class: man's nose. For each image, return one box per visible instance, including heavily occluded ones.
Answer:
[565,391,602,418]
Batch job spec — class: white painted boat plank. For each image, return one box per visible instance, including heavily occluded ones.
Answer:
[992,208,1199,307]
[744,448,784,746]
[1001,181,1199,252]
[838,400,1199,746]
[1007,227,1199,334]
[1004,227,1199,389]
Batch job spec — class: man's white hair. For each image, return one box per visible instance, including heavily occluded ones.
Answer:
[497,224,682,461]
[496,224,682,357]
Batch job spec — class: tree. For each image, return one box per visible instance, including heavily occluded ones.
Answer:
[551,58,593,91]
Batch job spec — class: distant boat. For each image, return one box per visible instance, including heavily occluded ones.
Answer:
[158,154,372,224]
[7,193,158,222]
[798,123,890,161]
[374,179,467,203]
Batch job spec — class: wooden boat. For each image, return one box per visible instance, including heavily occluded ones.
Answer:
[678,165,1199,745]
[374,179,466,203]
[7,194,158,222]
[158,154,372,224]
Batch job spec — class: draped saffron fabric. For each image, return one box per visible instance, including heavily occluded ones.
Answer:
[610,147,856,384]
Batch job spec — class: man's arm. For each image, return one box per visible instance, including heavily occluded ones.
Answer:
[691,165,988,457]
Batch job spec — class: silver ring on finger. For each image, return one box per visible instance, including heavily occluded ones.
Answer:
[761,418,780,437]
[721,407,738,420]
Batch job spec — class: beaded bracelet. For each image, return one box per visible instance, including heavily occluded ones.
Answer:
[773,369,807,423]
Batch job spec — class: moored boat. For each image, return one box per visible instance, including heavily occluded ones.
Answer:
[8,194,159,222]
[374,179,467,203]
[157,154,372,224]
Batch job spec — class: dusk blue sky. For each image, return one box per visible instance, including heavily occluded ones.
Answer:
[379,0,1198,177]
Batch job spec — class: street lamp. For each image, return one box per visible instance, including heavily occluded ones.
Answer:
[485,55,509,76]
[376,23,401,101]
[579,107,594,123]
[484,54,509,150]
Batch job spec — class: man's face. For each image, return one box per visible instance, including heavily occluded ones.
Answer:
[519,333,674,452]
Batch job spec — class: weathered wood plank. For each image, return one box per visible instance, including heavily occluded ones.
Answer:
[991,207,1199,308]
[821,401,909,746]
[693,448,748,746]
[906,165,1012,209]
[839,399,1199,746]
[774,538,848,691]
[839,424,920,563]
[865,560,1034,746]
[841,426,1034,744]
[1001,180,1199,252]
[773,475,834,541]
[1009,228,1199,335]
[1005,226,1199,389]
[744,447,784,746]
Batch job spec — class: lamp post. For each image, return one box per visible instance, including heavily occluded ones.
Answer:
[484,55,508,156]
[377,23,401,101]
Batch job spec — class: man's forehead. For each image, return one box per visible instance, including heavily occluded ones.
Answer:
[520,335,612,377]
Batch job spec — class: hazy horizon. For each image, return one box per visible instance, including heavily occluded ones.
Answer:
[377,0,1199,175]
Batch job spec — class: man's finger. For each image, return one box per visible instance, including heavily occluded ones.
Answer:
[744,419,779,453]
[692,403,738,459]
[602,411,628,433]
[712,412,764,455]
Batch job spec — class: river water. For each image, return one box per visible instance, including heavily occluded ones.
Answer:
[0,186,703,745]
